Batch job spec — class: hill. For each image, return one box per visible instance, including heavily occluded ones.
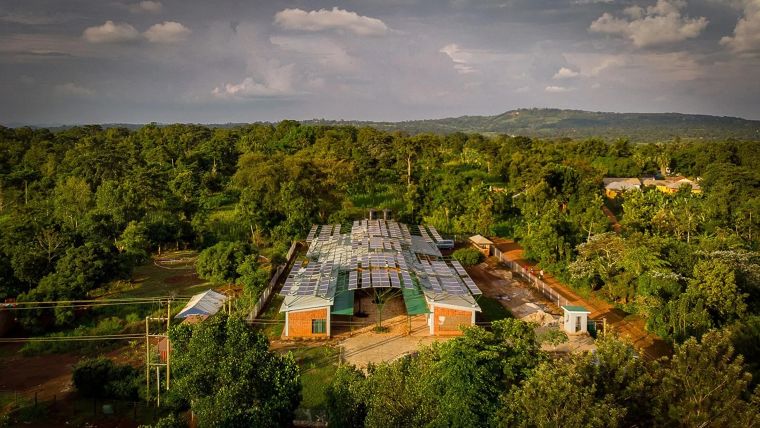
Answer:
[304,108,760,141]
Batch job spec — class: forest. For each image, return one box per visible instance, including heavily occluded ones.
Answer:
[1,122,759,425]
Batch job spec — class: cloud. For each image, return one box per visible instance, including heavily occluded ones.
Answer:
[144,21,191,43]
[589,0,708,48]
[553,67,580,79]
[440,44,477,74]
[720,1,760,55]
[55,82,94,97]
[269,35,359,72]
[545,85,573,93]
[274,7,388,36]
[128,1,163,13]
[212,63,298,98]
[83,21,140,43]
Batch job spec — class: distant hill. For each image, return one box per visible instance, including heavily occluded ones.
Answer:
[304,109,760,141]
[7,109,760,141]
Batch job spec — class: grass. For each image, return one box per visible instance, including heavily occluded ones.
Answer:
[110,250,211,299]
[258,294,285,339]
[288,346,340,411]
[478,296,514,322]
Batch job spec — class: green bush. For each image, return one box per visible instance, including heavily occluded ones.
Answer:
[72,357,140,400]
[452,248,485,266]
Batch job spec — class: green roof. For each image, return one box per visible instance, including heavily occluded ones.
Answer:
[561,305,590,313]
[402,286,429,315]
[331,274,355,316]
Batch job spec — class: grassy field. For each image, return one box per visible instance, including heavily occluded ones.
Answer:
[257,294,285,339]
[478,296,514,322]
[289,346,340,412]
[107,250,211,299]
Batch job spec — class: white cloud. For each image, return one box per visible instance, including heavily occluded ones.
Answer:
[440,44,477,74]
[553,67,580,79]
[720,1,760,55]
[212,63,298,98]
[55,82,94,97]
[144,21,191,43]
[545,85,573,93]
[83,20,140,43]
[274,7,388,36]
[589,0,708,48]
[128,1,162,13]
[269,35,358,72]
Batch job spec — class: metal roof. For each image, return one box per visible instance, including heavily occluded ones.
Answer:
[561,305,591,313]
[175,290,227,319]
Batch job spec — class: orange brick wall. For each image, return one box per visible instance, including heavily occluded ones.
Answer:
[432,306,474,336]
[287,307,329,338]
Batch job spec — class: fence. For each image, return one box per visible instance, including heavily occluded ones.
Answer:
[0,389,165,425]
[249,241,300,319]
[498,258,571,309]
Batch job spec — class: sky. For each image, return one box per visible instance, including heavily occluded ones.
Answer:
[1,0,759,125]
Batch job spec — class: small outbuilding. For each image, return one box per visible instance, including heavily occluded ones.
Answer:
[175,290,228,319]
[469,235,494,257]
[561,305,591,335]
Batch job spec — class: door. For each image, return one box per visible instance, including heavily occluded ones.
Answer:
[575,316,582,333]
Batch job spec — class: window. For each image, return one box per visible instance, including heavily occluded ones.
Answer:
[312,319,326,334]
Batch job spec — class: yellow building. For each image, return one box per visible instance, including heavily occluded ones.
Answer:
[603,178,641,199]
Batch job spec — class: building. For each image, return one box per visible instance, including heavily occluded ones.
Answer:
[642,177,701,194]
[469,234,494,257]
[175,289,228,319]
[603,178,641,199]
[561,305,591,335]
[279,220,482,338]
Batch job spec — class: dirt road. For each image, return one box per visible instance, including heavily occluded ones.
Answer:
[492,239,671,360]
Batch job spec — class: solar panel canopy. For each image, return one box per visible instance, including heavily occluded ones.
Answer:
[280,220,482,313]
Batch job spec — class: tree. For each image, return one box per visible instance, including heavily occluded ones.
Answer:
[195,241,252,284]
[653,330,759,427]
[169,314,301,427]
[452,248,484,266]
[53,176,92,230]
[116,221,150,263]
[688,259,747,324]
[325,365,368,428]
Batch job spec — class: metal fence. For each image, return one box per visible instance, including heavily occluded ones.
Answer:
[0,389,163,425]
[249,241,300,319]
[498,258,571,309]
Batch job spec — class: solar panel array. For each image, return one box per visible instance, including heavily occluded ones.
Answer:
[283,220,482,302]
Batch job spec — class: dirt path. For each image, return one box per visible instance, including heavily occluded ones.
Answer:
[492,239,671,360]
[602,205,622,233]
[0,345,79,400]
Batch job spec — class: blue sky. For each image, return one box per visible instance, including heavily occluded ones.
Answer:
[1,0,759,124]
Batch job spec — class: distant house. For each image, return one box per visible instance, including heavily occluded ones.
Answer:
[643,176,701,194]
[603,178,641,199]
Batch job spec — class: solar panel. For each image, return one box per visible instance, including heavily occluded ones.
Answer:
[389,271,401,288]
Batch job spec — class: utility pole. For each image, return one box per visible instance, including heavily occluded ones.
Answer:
[145,299,172,406]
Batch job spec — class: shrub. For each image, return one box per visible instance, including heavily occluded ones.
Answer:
[72,357,140,399]
[453,248,484,266]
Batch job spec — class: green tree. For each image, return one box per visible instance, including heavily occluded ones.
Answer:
[195,241,252,284]
[169,314,301,427]
[653,330,759,427]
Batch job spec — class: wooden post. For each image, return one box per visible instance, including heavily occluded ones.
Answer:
[156,366,160,407]
[145,316,150,402]
[166,300,171,390]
